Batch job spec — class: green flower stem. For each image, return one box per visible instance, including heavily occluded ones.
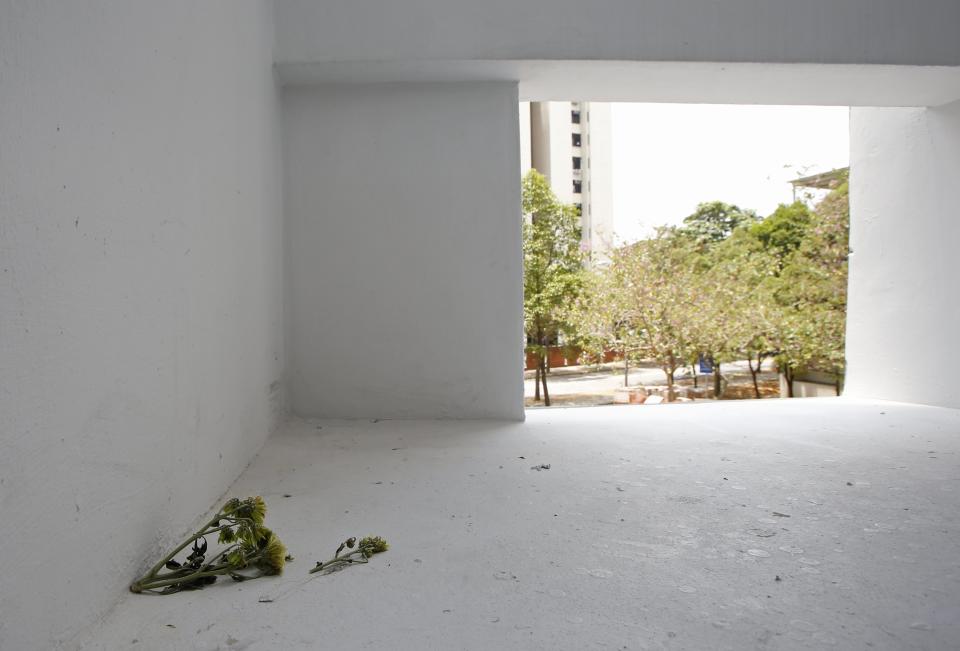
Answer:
[138,517,218,584]
[309,550,369,573]
[132,518,256,593]
[132,566,233,592]
[140,520,240,581]
[136,550,266,591]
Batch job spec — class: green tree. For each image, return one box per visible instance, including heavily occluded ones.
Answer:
[680,201,759,244]
[591,228,700,401]
[567,265,633,385]
[677,202,759,393]
[749,201,813,270]
[522,170,585,406]
[773,180,849,395]
[687,229,779,398]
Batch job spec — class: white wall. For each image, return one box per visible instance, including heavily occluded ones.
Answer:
[585,103,615,255]
[548,102,576,205]
[530,101,553,179]
[0,2,284,648]
[846,101,960,409]
[276,0,960,67]
[519,102,532,176]
[283,83,524,420]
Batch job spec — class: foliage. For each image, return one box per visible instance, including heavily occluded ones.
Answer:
[687,231,780,395]
[522,169,585,404]
[130,496,288,595]
[567,262,631,365]
[573,228,701,397]
[567,176,849,402]
[679,201,759,244]
[748,201,813,269]
[773,181,849,385]
[522,170,584,341]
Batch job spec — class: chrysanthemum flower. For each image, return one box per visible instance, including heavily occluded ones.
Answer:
[259,535,288,575]
[236,496,267,525]
[358,536,389,557]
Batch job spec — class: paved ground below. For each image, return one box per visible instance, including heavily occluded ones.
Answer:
[525,360,780,407]
[82,399,960,650]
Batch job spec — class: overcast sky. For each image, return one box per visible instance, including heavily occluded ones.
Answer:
[609,103,850,244]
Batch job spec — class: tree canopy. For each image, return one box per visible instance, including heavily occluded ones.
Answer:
[564,178,849,401]
[748,201,813,269]
[680,201,759,244]
[522,169,584,405]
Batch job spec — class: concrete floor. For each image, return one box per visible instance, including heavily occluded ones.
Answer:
[82,399,960,650]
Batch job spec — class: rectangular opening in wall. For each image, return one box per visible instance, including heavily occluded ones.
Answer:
[520,101,850,410]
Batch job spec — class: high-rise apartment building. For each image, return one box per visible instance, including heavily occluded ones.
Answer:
[519,101,614,259]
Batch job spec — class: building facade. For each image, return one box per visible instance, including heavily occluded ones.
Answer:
[520,101,615,259]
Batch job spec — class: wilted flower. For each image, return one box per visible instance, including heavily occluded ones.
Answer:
[236,496,267,525]
[358,536,389,557]
[130,495,286,595]
[226,549,247,569]
[259,535,288,575]
[310,535,388,574]
[221,498,241,513]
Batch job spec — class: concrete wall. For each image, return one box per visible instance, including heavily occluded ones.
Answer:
[283,83,524,420]
[547,102,576,205]
[584,102,615,256]
[529,101,553,179]
[846,101,960,409]
[276,0,960,67]
[0,2,284,648]
[519,102,532,176]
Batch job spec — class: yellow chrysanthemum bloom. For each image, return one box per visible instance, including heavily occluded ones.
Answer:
[221,498,241,514]
[358,536,389,558]
[236,496,267,525]
[259,535,288,575]
[226,549,248,569]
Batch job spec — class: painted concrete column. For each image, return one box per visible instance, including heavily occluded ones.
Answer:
[846,101,960,408]
[283,82,525,419]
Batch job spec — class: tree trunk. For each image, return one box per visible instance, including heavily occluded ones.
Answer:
[747,354,761,399]
[623,344,629,387]
[712,358,723,399]
[537,320,551,406]
[784,364,795,398]
[534,319,543,401]
[666,353,676,402]
[692,363,698,389]
[539,354,551,406]
[534,362,541,401]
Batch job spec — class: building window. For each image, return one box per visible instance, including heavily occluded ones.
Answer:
[574,203,583,215]
[572,133,581,147]
[571,110,581,124]
[573,180,582,194]
[572,156,581,170]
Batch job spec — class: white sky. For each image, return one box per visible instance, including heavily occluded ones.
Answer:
[609,104,850,244]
